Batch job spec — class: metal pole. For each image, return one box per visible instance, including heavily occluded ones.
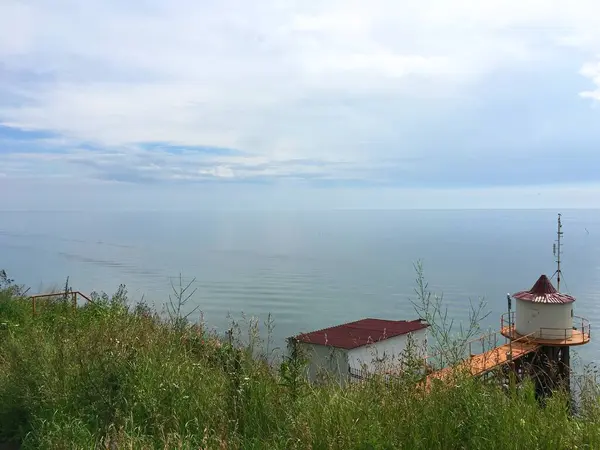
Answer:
[507,294,513,363]
[554,213,563,292]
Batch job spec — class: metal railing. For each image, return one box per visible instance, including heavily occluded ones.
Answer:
[423,329,539,375]
[422,331,501,373]
[501,311,515,332]
[501,312,591,344]
[29,291,94,315]
[350,313,592,384]
[349,328,541,383]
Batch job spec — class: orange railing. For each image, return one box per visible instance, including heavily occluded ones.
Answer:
[349,328,542,384]
[501,311,516,333]
[423,329,539,374]
[351,313,592,384]
[422,331,496,372]
[29,291,94,315]
[501,312,591,343]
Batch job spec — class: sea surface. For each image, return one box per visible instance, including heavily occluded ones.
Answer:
[1,209,599,365]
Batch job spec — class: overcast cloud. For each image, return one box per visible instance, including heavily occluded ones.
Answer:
[1,0,600,209]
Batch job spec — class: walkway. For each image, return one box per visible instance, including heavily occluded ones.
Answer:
[426,340,539,386]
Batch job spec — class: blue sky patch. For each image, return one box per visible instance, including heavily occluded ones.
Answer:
[0,125,58,142]
[139,142,245,156]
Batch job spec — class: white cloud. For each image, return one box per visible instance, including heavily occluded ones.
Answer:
[580,60,600,100]
[1,0,600,187]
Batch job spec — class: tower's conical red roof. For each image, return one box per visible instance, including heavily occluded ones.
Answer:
[512,274,575,304]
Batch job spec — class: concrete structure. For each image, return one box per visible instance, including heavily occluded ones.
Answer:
[513,275,575,340]
[425,215,591,400]
[502,274,589,346]
[501,273,590,399]
[289,318,429,384]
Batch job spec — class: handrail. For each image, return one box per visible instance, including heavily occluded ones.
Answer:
[424,331,501,369]
[423,329,539,374]
[355,313,592,384]
[28,291,94,315]
[500,311,515,332]
[350,328,541,384]
[500,312,590,343]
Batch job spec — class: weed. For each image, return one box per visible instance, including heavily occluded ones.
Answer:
[0,268,598,449]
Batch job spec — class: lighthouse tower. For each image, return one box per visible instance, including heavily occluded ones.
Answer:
[501,214,591,397]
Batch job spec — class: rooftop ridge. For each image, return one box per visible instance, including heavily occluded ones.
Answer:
[290,317,369,341]
[512,274,576,304]
[529,274,557,295]
[292,317,423,338]
[291,317,429,349]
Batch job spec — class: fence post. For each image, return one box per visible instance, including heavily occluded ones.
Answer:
[32,297,36,316]
[72,292,77,310]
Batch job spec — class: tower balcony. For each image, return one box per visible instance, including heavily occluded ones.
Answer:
[501,312,591,346]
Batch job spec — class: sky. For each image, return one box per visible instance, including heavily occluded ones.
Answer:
[1,0,600,210]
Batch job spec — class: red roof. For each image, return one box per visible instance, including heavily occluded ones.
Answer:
[512,274,575,304]
[292,318,429,350]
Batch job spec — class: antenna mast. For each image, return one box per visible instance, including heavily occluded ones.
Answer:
[553,213,563,291]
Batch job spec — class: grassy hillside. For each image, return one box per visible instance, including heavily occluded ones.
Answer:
[0,273,599,449]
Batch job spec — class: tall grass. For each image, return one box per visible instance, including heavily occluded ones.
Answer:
[0,271,599,449]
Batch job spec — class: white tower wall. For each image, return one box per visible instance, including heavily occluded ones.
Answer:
[515,298,573,339]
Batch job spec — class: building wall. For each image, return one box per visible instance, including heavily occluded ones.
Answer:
[515,299,573,339]
[347,329,428,373]
[295,342,350,385]
[295,329,428,384]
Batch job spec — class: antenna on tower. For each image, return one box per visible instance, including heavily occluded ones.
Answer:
[552,213,563,291]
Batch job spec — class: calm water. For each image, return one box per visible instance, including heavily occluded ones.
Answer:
[1,209,599,364]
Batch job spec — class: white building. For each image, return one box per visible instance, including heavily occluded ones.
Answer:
[511,274,576,340]
[289,318,429,385]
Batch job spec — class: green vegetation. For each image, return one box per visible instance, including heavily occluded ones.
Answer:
[0,269,599,449]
